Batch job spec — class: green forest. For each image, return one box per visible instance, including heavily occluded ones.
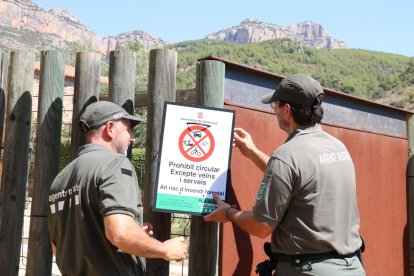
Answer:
[166,39,414,104]
[55,37,414,109]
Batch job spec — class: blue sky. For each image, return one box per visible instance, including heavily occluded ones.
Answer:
[32,0,413,57]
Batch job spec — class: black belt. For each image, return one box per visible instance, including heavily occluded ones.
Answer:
[274,251,357,265]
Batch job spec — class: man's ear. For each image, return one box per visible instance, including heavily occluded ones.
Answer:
[284,104,295,121]
[103,121,116,140]
[284,103,291,114]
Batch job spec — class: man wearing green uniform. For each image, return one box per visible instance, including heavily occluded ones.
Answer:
[48,101,187,276]
[205,74,365,275]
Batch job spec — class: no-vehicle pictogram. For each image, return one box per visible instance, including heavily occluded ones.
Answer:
[178,124,215,162]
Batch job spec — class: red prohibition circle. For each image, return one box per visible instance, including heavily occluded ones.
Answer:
[178,125,215,162]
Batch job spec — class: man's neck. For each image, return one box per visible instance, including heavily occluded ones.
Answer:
[286,121,300,136]
[87,134,115,153]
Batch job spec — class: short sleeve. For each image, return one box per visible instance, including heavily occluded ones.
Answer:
[97,156,141,218]
[252,157,295,228]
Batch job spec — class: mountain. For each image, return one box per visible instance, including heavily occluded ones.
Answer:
[206,18,347,49]
[104,30,169,54]
[0,0,168,54]
[0,1,347,56]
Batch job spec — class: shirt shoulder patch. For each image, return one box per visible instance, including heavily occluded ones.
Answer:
[257,174,271,201]
[121,168,132,177]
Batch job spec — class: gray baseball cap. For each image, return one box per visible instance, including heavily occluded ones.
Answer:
[79,101,144,133]
[261,74,324,106]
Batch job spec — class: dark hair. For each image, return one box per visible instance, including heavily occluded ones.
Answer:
[279,94,324,125]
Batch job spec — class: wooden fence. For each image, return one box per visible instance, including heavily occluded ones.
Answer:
[0,49,222,276]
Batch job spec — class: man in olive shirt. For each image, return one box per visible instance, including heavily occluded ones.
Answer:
[48,101,187,276]
[205,75,365,275]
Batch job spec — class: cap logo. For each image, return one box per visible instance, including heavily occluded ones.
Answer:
[113,113,125,120]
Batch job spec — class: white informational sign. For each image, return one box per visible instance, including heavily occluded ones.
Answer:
[154,102,235,215]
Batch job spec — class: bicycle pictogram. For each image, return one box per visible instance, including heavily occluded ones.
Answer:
[178,123,215,162]
[190,147,202,156]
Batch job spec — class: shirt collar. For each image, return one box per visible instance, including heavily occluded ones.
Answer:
[77,143,111,156]
[285,124,322,143]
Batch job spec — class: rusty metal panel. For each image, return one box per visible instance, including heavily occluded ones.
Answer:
[323,96,407,138]
[224,65,407,138]
[223,104,409,276]
[224,68,275,110]
[324,125,409,276]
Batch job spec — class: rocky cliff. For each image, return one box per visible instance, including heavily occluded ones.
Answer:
[0,0,168,54]
[104,30,170,54]
[206,18,347,49]
[0,1,346,55]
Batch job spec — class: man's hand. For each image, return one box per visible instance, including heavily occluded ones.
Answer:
[233,127,270,172]
[163,237,188,261]
[233,128,257,158]
[204,194,231,223]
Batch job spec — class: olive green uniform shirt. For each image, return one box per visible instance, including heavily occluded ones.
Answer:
[252,124,362,255]
[48,144,144,276]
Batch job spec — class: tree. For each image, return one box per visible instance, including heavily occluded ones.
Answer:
[120,41,149,91]
[401,58,414,84]
[67,39,95,66]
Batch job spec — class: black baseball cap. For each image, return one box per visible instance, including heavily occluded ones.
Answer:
[261,74,324,106]
[79,101,144,133]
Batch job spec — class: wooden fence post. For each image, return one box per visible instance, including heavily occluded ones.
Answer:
[26,50,65,276]
[144,49,177,275]
[108,49,136,110]
[70,52,101,160]
[108,50,137,158]
[407,114,414,276]
[0,51,9,156]
[188,60,225,276]
[0,51,34,276]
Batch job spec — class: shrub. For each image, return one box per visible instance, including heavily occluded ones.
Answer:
[408,89,414,102]
[390,99,407,108]
[59,138,71,171]
[131,147,146,187]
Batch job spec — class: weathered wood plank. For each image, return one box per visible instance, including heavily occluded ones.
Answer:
[26,50,65,276]
[0,51,34,276]
[144,49,177,275]
[109,50,137,112]
[189,60,225,276]
[70,52,101,160]
[0,51,9,154]
[108,50,137,158]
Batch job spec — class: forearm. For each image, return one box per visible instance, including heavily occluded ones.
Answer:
[248,148,270,172]
[233,127,270,172]
[226,209,273,238]
[104,215,170,260]
[114,226,168,259]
